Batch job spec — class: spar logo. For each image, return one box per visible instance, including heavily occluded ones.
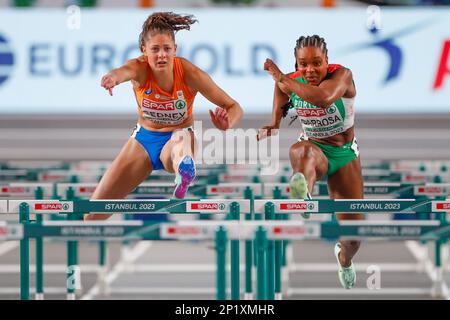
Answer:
[296,108,325,117]
[221,174,246,181]
[279,202,315,211]
[273,226,305,235]
[436,202,450,210]
[79,187,96,193]
[142,99,175,111]
[327,106,337,114]
[210,187,236,193]
[167,226,202,235]
[190,202,226,211]
[0,33,14,87]
[175,100,186,110]
[280,203,305,210]
[417,187,443,194]
[35,202,69,211]
[1,187,26,193]
[403,175,426,182]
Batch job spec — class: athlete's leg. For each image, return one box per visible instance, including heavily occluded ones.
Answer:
[327,156,364,267]
[84,138,152,221]
[289,140,328,194]
[160,128,197,173]
[160,128,197,198]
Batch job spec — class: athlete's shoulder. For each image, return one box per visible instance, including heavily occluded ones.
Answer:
[178,57,198,73]
[327,64,345,73]
[328,64,352,76]
[327,64,353,82]
[126,55,147,68]
[128,55,150,88]
[288,71,301,79]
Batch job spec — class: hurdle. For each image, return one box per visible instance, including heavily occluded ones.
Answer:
[4,198,450,300]
[4,183,446,299]
[4,179,449,292]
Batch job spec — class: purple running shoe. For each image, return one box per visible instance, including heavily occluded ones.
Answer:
[173,155,196,199]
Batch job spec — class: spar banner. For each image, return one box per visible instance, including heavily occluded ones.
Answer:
[0,8,449,113]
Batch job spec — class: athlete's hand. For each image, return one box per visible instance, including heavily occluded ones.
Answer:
[209,107,230,131]
[101,73,118,96]
[257,124,279,141]
[264,58,283,82]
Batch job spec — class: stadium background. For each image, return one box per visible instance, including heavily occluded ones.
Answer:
[0,0,449,161]
[0,0,449,301]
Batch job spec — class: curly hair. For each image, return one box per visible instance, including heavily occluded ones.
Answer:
[139,12,198,52]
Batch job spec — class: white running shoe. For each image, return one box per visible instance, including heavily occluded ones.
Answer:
[334,243,356,289]
[289,172,311,219]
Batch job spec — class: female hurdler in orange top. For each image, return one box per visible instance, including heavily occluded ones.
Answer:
[85,12,243,220]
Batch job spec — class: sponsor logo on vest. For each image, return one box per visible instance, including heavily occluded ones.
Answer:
[327,106,337,114]
[142,99,175,111]
[175,100,186,109]
[297,108,326,117]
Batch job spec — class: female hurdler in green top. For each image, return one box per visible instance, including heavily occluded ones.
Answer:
[258,35,364,290]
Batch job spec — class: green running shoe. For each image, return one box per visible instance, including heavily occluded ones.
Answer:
[289,172,311,219]
[334,243,356,289]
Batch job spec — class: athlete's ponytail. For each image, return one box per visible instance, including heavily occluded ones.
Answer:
[139,12,197,52]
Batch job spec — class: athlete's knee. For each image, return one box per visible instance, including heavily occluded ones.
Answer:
[290,145,317,170]
[171,130,192,144]
[290,144,315,159]
[341,239,361,250]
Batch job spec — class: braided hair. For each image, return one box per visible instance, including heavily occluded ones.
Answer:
[281,35,328,120]
[139,12,197,52]
[294,35,328,70]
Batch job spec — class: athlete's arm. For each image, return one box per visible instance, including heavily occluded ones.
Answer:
[257,77,290,141]
[182,58,243,130]
[101,57,146,96]
[265,58,353,108]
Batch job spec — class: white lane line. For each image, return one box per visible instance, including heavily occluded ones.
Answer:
[81,241,153,300]
[0,241,19,257]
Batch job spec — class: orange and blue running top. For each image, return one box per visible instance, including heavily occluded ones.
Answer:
[133,57,196,126]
